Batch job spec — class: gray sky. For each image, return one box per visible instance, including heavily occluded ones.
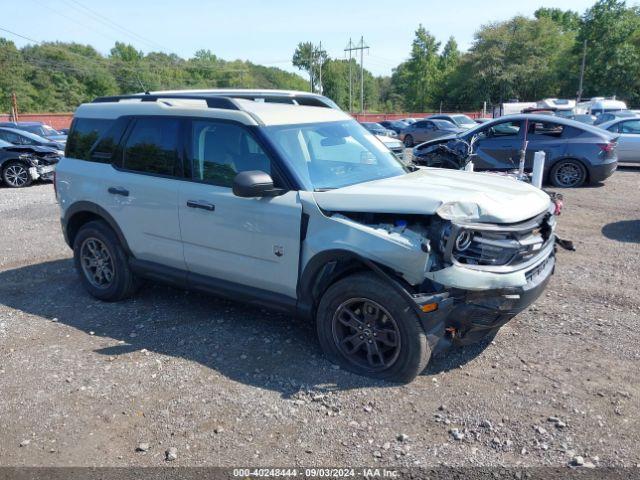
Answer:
[3,0,602,76]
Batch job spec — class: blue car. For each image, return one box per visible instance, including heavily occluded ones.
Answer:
[413,114,618,188]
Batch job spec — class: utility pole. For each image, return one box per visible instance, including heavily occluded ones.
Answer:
[318,41,323,95]
[10,92,18,123]
[345,36,369,113]
[344,38,354,112]
[577,39,587,103]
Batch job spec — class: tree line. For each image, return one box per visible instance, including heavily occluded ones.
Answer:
[1,0,638,114]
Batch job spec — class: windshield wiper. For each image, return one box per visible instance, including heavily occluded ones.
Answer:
[314,187,335,192]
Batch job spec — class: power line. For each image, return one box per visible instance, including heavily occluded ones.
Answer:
[0,27,41,44]
[29,0,122,44]
[345,36,369,113]
[61,0,170,52]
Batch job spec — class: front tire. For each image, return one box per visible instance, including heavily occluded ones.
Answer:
[73,220,139,301]
[2,161,32,188]
[316,272,431,382]
[549,159,587,188]
[403,135,414,148]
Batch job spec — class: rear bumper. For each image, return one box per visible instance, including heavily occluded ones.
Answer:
[414,250,555,349]
[589,159,617,183]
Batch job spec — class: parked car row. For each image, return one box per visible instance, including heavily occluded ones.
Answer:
[0,121,67,143]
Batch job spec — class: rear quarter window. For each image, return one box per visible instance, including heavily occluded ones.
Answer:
[530,121,564,138]
[65,118,114,161]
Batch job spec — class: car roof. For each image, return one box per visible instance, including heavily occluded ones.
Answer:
[147,88,329,98]
[599,117,640,128]
[75,96,352,127]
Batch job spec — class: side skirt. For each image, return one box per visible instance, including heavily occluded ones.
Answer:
[129,258,297,315]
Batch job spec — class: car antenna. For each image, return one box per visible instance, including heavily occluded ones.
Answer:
[133,72,149,95]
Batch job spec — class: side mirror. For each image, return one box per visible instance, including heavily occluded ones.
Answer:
[232,170,283,198]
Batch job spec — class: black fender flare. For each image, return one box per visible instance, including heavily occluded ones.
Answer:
[62,201,133,256]
[296,249,419,321]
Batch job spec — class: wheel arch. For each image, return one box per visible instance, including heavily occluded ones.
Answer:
[1,156,30,170]
[63,201,133,256]
[296,249,417,321]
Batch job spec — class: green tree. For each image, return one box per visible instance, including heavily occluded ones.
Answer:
[402,25,441,111]
[535,7,582,31]
[445,16,576,108]
[292,42,327,92]
[577,0,640,104]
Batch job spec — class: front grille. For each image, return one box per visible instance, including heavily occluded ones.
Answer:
[451,213,554,270]
[391,147,404,157]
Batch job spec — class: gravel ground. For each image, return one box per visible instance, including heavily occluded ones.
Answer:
[0,171,639,470]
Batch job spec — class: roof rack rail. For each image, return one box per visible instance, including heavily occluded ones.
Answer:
[91,94,242,111]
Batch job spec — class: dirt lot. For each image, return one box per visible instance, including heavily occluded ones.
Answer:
[0,170,639,470]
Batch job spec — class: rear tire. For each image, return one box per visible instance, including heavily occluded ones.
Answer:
[73,220,140,301]
[316,272,430,383]
[549,159,587,188]
[2,161,32,188]
[403,135,414,148]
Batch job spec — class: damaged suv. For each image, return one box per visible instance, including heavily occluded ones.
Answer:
[56,92,560,382]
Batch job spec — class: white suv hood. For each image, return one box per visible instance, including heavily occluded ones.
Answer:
[312,168,551,224]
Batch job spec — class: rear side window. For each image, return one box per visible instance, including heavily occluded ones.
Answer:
[66,118,114,160]
[529,121,564,138]
[620,120,640,134]
[122,117,180,176]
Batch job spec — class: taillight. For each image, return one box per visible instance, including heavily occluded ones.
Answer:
[553,198,563,215]
[598,142,616,153]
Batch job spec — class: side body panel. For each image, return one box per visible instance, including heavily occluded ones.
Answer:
[616,135,640,163]
[56,158,185,269]
[299,191,430,287]
[178,185,303,298]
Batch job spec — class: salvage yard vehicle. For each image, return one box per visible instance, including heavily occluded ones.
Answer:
[379,120,409,135]
[0,127,65,153]
[413,114,618,188]
[360,122,398,138]
[375,134,405,160]
[599,118,640,164]
[57,92,561,382]
[0,139,60,188]
[400,119,463,147]
[427,114,478,130]
[593,110,637,125]
[0,121,68,144]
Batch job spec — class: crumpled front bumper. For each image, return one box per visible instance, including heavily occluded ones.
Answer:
[411,246,555,350]
[28,164,56,181]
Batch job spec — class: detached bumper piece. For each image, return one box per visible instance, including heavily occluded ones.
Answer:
[29,164,56,181]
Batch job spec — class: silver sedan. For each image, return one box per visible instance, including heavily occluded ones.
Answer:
[599,117,640,164]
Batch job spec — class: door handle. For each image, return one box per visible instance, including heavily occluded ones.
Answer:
[186,200,215,211]
[108,187,129,197]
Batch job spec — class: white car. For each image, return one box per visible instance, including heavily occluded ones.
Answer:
[599,117,640,164]
[375,135,405,160]
[56,91,560,382]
